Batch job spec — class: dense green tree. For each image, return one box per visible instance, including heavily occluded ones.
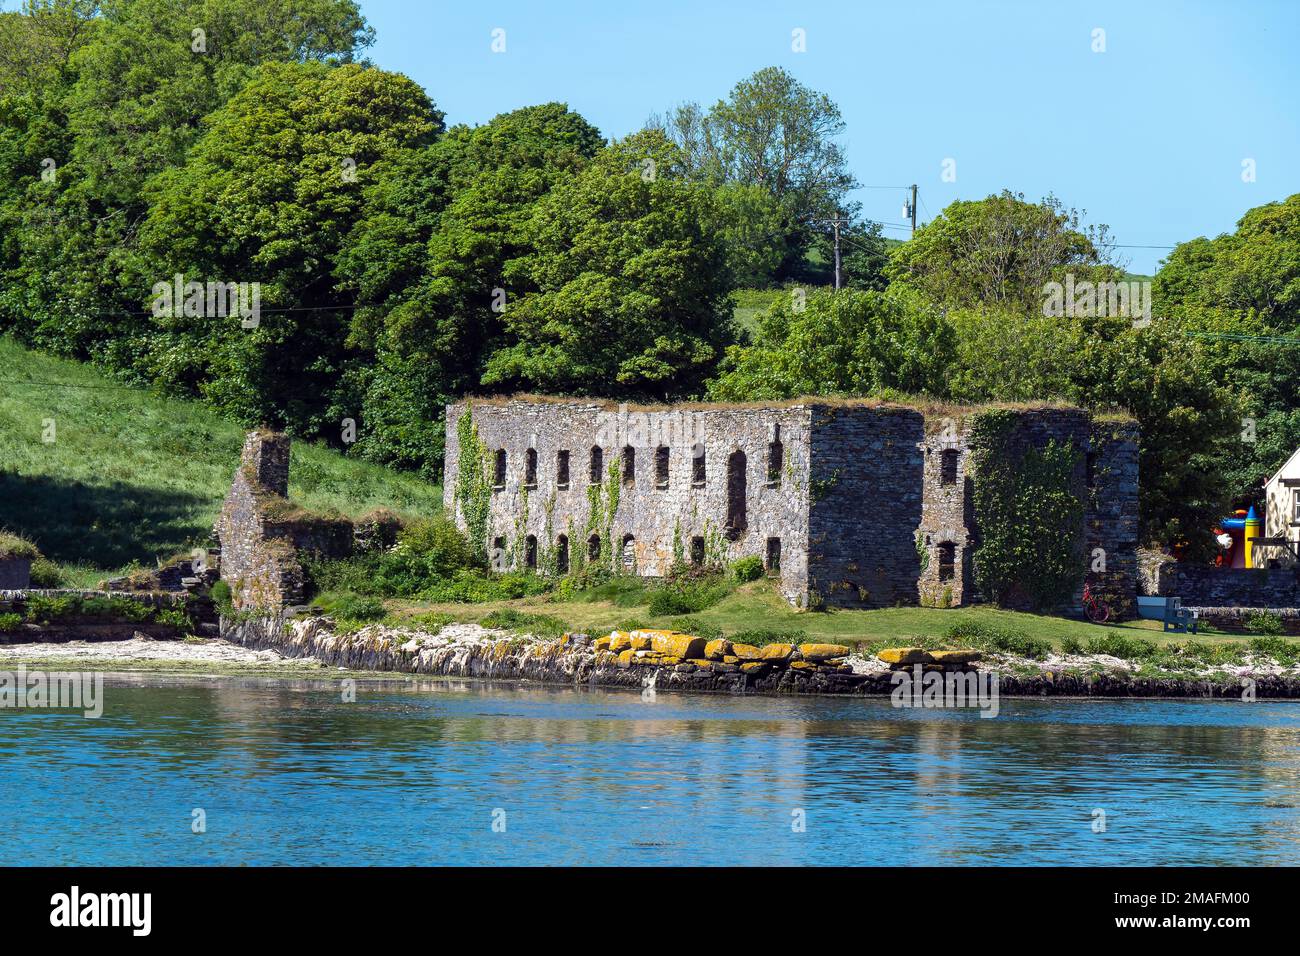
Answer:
[707,286,954,401]
[482,129,733,397]
[652,66,857,281]
[338,103,604,474]
[887,191,1116,314]
[131,61,439,433]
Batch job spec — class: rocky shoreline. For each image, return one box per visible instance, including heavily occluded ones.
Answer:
[223,616,1300,700]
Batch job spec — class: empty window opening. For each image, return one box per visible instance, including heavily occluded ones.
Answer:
[587,534,602,561]
[622,446,636,487]
[767,426,783,487]
[766,537,781,573]
[692,445,706,487]
[690,536,705,566]
[937,542,955,582]
[621,534,636,570]
[556,535,569,574]
[493,449,507,489]
[940,448,959,486]
[556,450,570,489]
[492,536,507,570]
[1085,451,1098,489]
[524,448,538,488]
[524,535,537,569]
[655,446,670,489]
[726,450,747,537]
[589,446,603,484]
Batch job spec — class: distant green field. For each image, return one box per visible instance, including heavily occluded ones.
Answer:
[0,337,442,581]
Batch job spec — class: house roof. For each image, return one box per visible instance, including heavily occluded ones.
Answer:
[1265,444,1300,488]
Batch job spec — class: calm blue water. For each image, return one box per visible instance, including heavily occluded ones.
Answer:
[2,674,1299,865]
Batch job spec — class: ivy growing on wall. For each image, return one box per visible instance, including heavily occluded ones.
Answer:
[454,405,493,564]
[969,409,1085,610]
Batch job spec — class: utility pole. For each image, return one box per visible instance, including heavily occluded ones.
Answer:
[903,184,918,237]
[811,215,851,289]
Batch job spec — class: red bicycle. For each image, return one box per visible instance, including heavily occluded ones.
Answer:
[1082,582,1111,625]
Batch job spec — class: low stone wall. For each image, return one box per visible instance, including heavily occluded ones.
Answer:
[0,558,31,590]
[1190,607,1300,635]
[221,615,1300,699]
[0,589,194,644]
[1142,555,1300,608]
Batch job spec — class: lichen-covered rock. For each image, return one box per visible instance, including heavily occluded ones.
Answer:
[731,643,762,660]
[609,633,633,653]
[594,635,612,651]
[929,649,982,664]
[650,632,706,659]
[617,649,636,668]
[704,639,732,660]
[759,643,796,662]
[800,643,852,662]
[739,661,769,675]
[630,635,653,651]
[877,647,931,665]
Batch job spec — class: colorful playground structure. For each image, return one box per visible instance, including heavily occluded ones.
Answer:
[1215,507,1261,568]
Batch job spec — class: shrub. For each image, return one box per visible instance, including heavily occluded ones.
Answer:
[1247,635,1300,664]
[479,609,567,638]
[1246,611,1285,636]
[1180,641,1245,665]
[729,628,808,647]
[730,556,765,583]
[23,594,80,623]
[1059,635,1083,655]
[1084,632,1158,660]
[0,612,23,633]
[210,580,233,613]
[648,575,730,616]
[328,594,388,625]
[405,611,455,633]
[419,570,550,603]
[154,608,193,630]
[943,619,1052,659]
[28,558,66,588]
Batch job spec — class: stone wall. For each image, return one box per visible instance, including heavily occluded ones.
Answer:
[1143,555,1300,609]
[216,430,357,611]
[0,589,193,643]
[445,398,1139,612]
[0,558,31,590]
[806,404,925,609]
[445,399,814,603]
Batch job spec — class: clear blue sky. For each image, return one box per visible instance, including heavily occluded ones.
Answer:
[361,0,1300,275]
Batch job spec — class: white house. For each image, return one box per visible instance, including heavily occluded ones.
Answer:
[1259,446,1300,568]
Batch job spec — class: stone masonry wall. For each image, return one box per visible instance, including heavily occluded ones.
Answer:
[216,430,355,611]
[445,399,814,603]
[445,398,1139,612]
[806,405,926,609]
[1144,559,1300,609]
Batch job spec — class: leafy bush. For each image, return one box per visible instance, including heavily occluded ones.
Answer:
[328,595,388,625]
[943,619,1052,659]
[0,612,23,633]
[28,559,66,588]
[648,575,730,616]
[1059,635,1084,655]
[1247,635,1300,664]
[154,608,193,630]
[0,531,40,560]
[210,580,233,613]
[1246,611,1285,636]
[479,609,567,638]
[1180,641,1245,665]
[404,611,455,633]
[729,628,808,647]
[419,570,550,603]
[1084,632,1158,660]
[730,556,764,583]
[23,594,80,623]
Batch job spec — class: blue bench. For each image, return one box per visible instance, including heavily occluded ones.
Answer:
[1135,596,1199,634]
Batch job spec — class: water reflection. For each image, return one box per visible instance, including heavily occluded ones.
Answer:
[1,675,1298,865]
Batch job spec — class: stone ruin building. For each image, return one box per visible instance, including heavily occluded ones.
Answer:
[444,397,1140,612]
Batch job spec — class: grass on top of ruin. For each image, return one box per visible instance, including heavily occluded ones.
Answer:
[0,337,443,585]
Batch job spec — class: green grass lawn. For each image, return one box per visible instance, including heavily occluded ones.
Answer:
[0,337,442,581]
[381,577,1250,652]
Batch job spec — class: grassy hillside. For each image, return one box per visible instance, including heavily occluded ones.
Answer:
[0,337,442,581]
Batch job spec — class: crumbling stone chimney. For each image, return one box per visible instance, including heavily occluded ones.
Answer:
[241,429,290,497]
